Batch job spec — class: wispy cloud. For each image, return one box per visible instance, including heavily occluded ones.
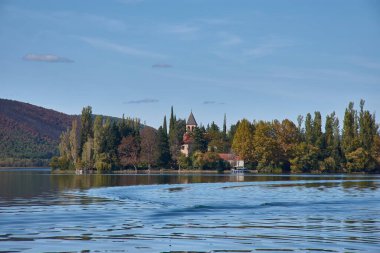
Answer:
[116,0,144,4]
[203,101,225,105]
[152,63,172,68]
[23,54,73,63]
[79,37,166,59]
[219,32,242,46]
[125,98,159,104]
[267,66,380,85]
[348,56,380,71]
[245,38,294,58]
[82,14,126,31]
[165,24,199,35]
[196,18,232,26]
[5,6,126,32]
[161,24,200,40]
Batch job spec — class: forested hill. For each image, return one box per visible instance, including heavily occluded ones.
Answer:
[0,98,74,166]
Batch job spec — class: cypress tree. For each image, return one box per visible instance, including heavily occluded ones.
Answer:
[163,115,168,135]
[305,113,313,144]
[169,106,175,134]
[157,126,170,167]
[325,113,334,155]
[223,113,227,137]
[168,107,180,162]
[313,111,323,148]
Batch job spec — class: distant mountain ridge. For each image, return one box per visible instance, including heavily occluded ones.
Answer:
[0,98,74,166]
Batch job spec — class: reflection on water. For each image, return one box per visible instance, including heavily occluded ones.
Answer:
[0,169,379,252]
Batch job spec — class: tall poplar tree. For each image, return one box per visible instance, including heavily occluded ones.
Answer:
[232,119,254,162]
[79,106,93,156]
[305,113,313,144]
[359,100,376,152]
[69,119,81,167]
[313,111,323,148]
[342,102,358,154]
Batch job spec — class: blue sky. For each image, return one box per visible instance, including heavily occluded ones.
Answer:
[1,0,380,128]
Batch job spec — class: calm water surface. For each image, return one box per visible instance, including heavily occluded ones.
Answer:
[0,169,379,252]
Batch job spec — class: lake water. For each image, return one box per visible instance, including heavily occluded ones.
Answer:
[0,169,379,252]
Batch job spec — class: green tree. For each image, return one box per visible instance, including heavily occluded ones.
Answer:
[157,124,170,168]
[119,114,133,138]
[81,138,94,169]
[207,122,224,152]
[232,119,254,162]
[305,113,313,144]
[58,129,70,161]
[359,100,376,152]
[191,151,227,170]
[313,111,323,148]
[192,127,208,153]
[168,107,181,163]
[69,119,81,168]
[274,119,300,171]
[253,121,282,171]
[93,116,104,162]
[342,102,359,154]
[178,153,192,169]
[223,113,227,137]
[163,115,168,135]
[346,148,375,172]
[324,112,342,171]
[290,142,319,173]
[79,106,93,156]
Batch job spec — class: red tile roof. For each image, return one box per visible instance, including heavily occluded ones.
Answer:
[218,153,242,161]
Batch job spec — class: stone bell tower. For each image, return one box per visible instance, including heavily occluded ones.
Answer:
[181,111,198,157]
[186,111,197,132]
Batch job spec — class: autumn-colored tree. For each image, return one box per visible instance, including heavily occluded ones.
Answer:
[140,127,158,169]
[232,119,254,162]
[274,119,300,171]
[118,136,140,171]
[69,119,81,168]
[253,121,282,171]
[81,137,94,169]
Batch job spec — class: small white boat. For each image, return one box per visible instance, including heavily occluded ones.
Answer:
[231,167,248,174]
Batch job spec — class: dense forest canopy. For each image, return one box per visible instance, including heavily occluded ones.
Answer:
[51,100,380,173]
[0,99,73,167]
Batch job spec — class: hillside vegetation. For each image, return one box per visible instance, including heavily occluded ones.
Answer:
[0,99,73,166]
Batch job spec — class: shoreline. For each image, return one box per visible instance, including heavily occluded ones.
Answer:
[1,167,376,175]
[0,167,50,169]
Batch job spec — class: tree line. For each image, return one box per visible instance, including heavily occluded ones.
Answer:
[232,100,379,173]
[51,100,380,173]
